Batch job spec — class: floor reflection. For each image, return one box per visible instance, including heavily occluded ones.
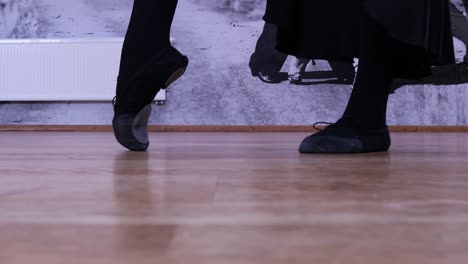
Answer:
[112,151,176,254]
[296,153,393,201]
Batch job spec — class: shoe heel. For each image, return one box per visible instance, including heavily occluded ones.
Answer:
[131,104,152,145]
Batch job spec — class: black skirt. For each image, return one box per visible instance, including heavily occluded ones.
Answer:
[264,0,455,78]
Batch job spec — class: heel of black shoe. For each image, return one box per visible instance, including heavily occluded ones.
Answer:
[368,128,392,152]
[299,122,392,154]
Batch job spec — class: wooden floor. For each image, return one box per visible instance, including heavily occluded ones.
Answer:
[1,132,468,264]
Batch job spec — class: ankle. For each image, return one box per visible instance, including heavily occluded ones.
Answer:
[339,116,387,130]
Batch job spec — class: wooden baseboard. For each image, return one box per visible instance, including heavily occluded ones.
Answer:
[1,125,468,132]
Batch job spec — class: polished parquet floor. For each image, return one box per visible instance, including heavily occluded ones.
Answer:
[0,132,467,264]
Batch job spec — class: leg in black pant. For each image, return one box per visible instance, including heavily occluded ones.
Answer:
[299,15,393,154]
[113,0,189,151]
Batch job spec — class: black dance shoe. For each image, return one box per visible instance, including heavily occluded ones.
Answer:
[299,119,391,154]
[113,46,189,151]
[112,103,152,151]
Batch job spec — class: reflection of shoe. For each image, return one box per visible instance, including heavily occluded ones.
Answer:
[113,46,189,151]
[299,119,391,154]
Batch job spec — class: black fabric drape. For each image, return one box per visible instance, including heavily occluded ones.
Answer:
[264,0,361,60]
[264,0,455,78]
[365,0,454,65]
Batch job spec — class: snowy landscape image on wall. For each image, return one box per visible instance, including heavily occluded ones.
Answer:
[1,0,468,126]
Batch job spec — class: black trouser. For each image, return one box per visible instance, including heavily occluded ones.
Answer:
[117,0,178,95]
[342,14,395,128]
[343,10,436,128]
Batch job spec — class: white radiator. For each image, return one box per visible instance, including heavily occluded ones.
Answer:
[0,38,123,101]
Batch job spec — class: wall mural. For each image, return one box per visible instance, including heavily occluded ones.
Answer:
[1,0,468,126]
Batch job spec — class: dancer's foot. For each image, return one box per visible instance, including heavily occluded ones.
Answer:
[113,46,189,151]
[112,103,152,151]
[299,119,391,154]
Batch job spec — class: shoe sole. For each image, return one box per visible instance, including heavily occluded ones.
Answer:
[299,136,365,154]
[131,104,152,148]
[299,134,391,154]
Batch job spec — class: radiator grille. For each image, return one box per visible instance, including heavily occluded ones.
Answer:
[0,38,123,101]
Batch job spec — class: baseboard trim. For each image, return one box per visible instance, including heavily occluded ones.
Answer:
[1,125,468,132]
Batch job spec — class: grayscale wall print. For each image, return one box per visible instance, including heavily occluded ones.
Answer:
[1,0,468,125]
